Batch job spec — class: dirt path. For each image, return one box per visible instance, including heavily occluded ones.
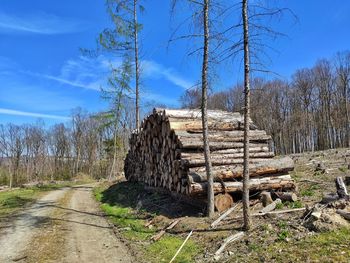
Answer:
[0,185,132,263]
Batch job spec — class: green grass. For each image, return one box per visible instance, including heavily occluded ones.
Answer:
[338,166,348,173]
[262,228,350,262]
[0,188,38,215]
[94,183,201,262]
[276,200,303,210]
[300,184,320,197]
[237,228,350,263]
[147,235,199,263]
[0,181,93,216]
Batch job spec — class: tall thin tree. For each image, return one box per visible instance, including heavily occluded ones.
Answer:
[170,0,215,217]
[133,0,140,130]
[242,0,251,230]
[202,0,215,218]
[99,0,143,131]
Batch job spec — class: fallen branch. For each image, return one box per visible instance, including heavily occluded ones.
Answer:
[321,193,339,204]
[261,191,273,207]
[214,232,244,260]
[151,219,180,241]
[252,207,306,217]
[273,192,298,202]
[336,209,350,220]
[299,179,322,184]
[210,202,241,229]
[335,177,349,199]
[169,230,193,263]
[259,199,281,214]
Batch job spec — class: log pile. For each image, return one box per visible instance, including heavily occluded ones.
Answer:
[124,108,295,201]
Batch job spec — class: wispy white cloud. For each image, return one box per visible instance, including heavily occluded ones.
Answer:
[14,55,186,109]
[26,56,193,94]
[22,55,114,91]
[0,11,88,35]
[142,60,195,90]
[0,108,70,120]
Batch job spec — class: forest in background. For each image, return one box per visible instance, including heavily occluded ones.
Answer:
[0,106,135,187]
[181,51,350,155]
[0,51,349,187]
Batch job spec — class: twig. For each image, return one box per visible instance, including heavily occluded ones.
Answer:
[151,219,181,241]
[211,202,241,229]
[259,199,281,214]
[169,230,193,263]
[299,179,323,184]
[214,232,244,260]
[253,207,306,217]
[336,209,350,220]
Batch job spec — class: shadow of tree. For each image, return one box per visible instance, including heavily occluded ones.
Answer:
[100,181,204,219]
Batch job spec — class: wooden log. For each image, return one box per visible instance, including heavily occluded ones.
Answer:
[180,141,267,150]
[259,199,281,213]
[214,232,244,260]
[273,192,298,202]
[176,130,271,142]
[335,177,349,199]
[155,108,258,130]
[125,109,295,199]
[211,146,269,154]
[183,151,274,161]
[151,219,181,241]
[210,202,241,229]
[321,193,339,204]
[188,156,294,182]
[344,176,350,186]
[251,207,306,217]
[189,175,295,196]
[214,193,234,213]
[336,209,350,220]
[261,191,273,207]
[183,156,274,168]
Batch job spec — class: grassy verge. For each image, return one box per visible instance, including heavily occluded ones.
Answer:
[239,228,350,263]
[94,182,201,263]
[0,188,40,216]
[0,181,92,217]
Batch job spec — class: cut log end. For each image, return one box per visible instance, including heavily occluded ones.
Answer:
[214,193,234,212]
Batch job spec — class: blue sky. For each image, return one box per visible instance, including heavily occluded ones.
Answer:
[0,0,349,125]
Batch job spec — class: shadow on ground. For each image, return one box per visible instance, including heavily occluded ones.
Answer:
[100,181,204,219]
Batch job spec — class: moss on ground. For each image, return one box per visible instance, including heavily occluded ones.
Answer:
[94,183,201,263]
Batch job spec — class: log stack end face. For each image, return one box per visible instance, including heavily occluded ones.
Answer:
[124,108,295,203]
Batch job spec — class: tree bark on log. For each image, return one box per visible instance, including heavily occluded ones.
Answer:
[188,156,294,182]
[189,175,295,196]
[335,177,349,199]
[261,191,273,207]
[273,192,298,202]
[214,193,234,212]
[260,199,281,213]
[336,209,350,220]
[124,108,295,202]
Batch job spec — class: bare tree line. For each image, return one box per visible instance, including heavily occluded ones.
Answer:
[180,51,350,155]
[0,108,133,187]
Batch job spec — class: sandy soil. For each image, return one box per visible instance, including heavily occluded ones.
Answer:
[0,185,132,263]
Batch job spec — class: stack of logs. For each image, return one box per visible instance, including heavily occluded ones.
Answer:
[125,108,296,203]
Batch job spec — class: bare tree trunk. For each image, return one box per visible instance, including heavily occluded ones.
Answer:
[242,0,251,231]
[344,84,350,147]
[133,0,140,131]
[9,164,13,189]
[202,0,214,218]
[108,124,118,181]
